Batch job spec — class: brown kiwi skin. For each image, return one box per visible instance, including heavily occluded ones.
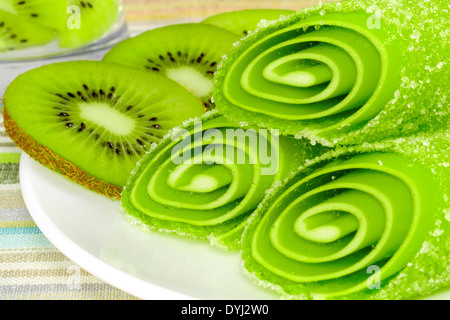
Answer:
[2,105,122,200]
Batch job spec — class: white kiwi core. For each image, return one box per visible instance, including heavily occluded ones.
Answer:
[78,102,136,135]
[166,66,213,98]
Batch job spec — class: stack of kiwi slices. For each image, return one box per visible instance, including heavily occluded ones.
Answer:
[3,9,290,198]
[0,0,121,52]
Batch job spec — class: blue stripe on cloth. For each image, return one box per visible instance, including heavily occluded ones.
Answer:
[0,227,42,235]
[0,228,53,248]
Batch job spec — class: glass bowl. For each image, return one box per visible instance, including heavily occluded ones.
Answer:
[0,5,129,96]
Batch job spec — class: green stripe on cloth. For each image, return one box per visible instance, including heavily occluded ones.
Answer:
[0,153,21,163]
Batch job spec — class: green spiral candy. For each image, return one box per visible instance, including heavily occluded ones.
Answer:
[242,130,450,299]
[121,111,327,250]
[214,0,449,146]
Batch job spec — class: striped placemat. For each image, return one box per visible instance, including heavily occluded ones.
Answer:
[0,0,334,300]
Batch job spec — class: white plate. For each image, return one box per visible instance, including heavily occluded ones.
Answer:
[19,153,277,300]
[19,153,450,300]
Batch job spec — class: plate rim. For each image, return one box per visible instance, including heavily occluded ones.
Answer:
[19,153,195,300]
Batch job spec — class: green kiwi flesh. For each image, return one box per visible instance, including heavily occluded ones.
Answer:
[0,9,56,51]
[102,23,240,110]
[3,61,205,195]
[59,0,121,48]
[202,9,295,36]
[0,0,121,49]
[0,0,67,31]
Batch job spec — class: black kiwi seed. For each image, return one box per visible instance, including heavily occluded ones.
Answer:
[167,52,175,62]
[107,141,114,149]
[149,117,157,121]
[80,1,86,8]
[66,123,73,128]
[58,112,69,117]
[107,93,113,99]
[83,84,89,90]
[159,55,164,61]
[136,139,144,146]
[126,106,133,111]
[152,67,160,72]
[110,87,115,92]
[152,124,161,129]
[197,53,205,63]
[127,149,133,155]
[20,39,28,43]
[115,148,121,155]
[87,2,93,9]
[30,14,39,18]
[99,89,105,95]
[137,114,144,118]
[0,22,4,27]
[92,91,98,98]
[17,1,26,5]
[68,92,75,98]
[78,123,86,132]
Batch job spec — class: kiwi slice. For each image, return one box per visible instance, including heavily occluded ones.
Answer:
[58,0,121,48]
[202,9,295,36]
[3,61,205,199]
[0,0,67,31]
[0,0,121,49]
[102,23,239,111]
[0,9,56,51]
